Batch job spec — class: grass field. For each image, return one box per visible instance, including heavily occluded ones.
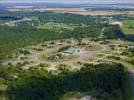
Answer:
[122,20,134,35]
[85,44,102,51]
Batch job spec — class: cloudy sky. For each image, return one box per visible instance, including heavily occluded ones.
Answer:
[0,0,134,3]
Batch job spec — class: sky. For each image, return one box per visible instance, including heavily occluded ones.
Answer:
[0,0,134,4]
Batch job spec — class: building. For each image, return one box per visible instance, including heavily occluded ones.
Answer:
[63,47,80,56]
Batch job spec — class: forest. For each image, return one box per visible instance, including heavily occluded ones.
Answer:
[0,63,132,100]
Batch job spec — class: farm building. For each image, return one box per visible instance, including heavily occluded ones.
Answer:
[63,47,80,56]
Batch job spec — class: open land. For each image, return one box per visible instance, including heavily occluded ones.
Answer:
[1,38,133,72]
[0,11,134,100]
[38,8,134,16]
[8,7,134,16]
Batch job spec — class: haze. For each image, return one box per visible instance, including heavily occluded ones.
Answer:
[1,0,134,4]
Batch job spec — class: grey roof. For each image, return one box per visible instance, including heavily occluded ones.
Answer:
[64,47,80,54]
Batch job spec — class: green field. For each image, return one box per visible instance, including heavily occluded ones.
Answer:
[122,20,134,35]
[85,44,102,51]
